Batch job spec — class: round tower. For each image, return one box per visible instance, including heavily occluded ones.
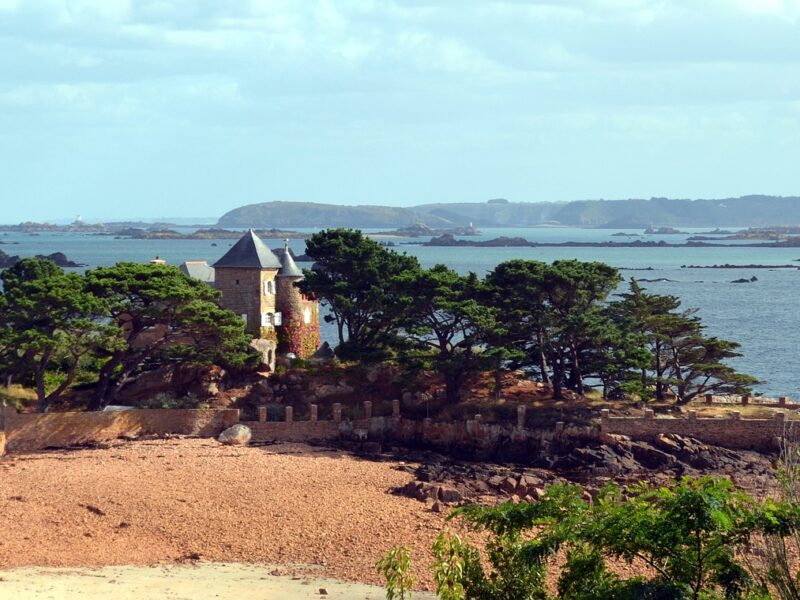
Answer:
[275,240,320,359]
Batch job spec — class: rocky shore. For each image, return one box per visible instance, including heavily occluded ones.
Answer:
[0,250,84,268]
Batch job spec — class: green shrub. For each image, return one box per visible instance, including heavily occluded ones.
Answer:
[380,477,790,600]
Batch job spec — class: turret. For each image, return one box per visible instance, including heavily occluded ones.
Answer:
[275,240,320,358]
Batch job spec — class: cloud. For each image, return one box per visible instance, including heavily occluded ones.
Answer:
[0,0,799,220]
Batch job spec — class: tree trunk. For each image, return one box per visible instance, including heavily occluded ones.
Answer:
[35,367,48,413]
[536,330,550,385]
[551,361,565,401]
[45,361,79,407]
[493,368,502,403]
[569,343,584,395]
[90,350,125,410]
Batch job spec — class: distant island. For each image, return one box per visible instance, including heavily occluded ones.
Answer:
[688,226,800,242]
[216,196,800,229]
[0,250,84,268]
[423,234,800,249]
[0,220,205,234]
[369,223,481,238]
[112,227,308,240]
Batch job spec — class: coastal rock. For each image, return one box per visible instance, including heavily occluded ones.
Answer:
[0,250,84,268]
[218,424,252,446]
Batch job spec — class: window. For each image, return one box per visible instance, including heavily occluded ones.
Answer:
[303,307,312,325]
[263,280,274,295]
[235,279,240,285]
[240,314,248,324]
[262,312,282,327]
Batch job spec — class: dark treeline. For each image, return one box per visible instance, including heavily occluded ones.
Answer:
[300,229,757,404]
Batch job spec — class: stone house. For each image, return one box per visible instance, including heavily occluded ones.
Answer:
[182,230,320,370]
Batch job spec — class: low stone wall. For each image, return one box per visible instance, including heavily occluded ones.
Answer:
[702,393,797,409]
[4,398,791,459]
[245,401,591,460]
[600,409,793,452]
[2,407,239,454]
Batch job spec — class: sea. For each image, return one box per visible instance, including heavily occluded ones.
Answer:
[2,227,797,399]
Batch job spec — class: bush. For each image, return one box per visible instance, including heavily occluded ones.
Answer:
[380,477,792,600]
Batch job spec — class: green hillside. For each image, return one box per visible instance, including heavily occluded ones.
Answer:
[217,196,800,229]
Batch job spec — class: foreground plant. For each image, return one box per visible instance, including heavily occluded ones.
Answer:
[381,477,798,600]
[747,434,800,599]
[376,546,415,600]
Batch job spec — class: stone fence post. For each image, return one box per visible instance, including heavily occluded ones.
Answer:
[363,401,372,419]
[775,412,786,424]
[310,404,318,423]
[285,405,293,423]
[644,409,655,420]
[474,414,482,424]
[779,397,788,407]
[600,409,610,421]
[688,410,698,420]
[392,399,400,418]
[333,403,342,423]
[517,405,526,428]
[258,406,267,422]
[730,411,741,420]
[705,394,713,404]
[741,395,750,406]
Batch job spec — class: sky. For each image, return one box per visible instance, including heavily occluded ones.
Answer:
[1,0,800,223]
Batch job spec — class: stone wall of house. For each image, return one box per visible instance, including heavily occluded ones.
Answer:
[1,407,239,454]
[600,409,792,452]
[214,266,277,337]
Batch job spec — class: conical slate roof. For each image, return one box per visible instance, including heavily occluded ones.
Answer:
[277,241,304,277]
[213,230,281,269]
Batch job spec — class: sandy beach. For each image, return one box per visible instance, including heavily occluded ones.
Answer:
[0,563,437,599]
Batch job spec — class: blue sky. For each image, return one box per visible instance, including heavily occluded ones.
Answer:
[1,0,799,222]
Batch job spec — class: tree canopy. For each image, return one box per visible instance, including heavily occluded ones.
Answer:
[0,259,257,410]
[298,229,757,405]
[299,228,420,361]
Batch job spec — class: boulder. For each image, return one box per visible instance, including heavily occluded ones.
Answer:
[499,476,518,494]
[437,486,464,504]
[218,424,252,446]
[629,441,677,469]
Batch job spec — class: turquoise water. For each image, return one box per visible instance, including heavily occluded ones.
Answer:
[2,228,798,398]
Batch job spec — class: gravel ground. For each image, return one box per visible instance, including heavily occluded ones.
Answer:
[0,439,447,589]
